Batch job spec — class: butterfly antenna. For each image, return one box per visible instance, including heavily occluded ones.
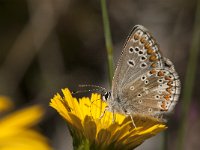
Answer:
[78,84,107,93]
[72,89,101,95]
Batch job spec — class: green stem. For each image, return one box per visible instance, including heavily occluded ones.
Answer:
[177,0,200,149]
[74,139,90,150]
[70,127,90,150]
[163,131,168,150]
[101,0,114,86]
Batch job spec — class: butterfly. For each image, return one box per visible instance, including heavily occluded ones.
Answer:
[80,25,181,127]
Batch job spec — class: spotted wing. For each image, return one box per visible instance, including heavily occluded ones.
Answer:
[111,25,180,121]
[112,25,163,98]
[121,58,181,121]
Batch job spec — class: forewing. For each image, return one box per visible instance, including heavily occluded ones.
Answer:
[112,25,164,98]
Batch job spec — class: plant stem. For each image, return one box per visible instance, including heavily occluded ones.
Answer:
[163,131,168,150]
[177,0,200,149]
[101,0,114,86]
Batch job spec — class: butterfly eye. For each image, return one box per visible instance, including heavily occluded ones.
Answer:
[102,92,110,101]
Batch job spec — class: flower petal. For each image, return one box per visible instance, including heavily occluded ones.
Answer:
[50,88,167,150]
[83,116,97,142]
[97,129,111,146]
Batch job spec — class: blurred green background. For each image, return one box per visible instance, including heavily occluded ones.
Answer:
[0,0,199,150]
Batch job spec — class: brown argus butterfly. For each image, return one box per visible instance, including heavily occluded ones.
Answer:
[100,25,181,127]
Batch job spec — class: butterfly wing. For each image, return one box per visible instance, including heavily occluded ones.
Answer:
[111,25,180,121]
[121,59,181,120]
[112,25,163,94]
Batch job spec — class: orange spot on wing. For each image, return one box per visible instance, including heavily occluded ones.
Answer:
[147,48,154,54]
[165,76,172,80]
[164,95,171,101]
[144,43,150,49]
[150,69,157,74]
[158,71,164,76]
[166,88,172,94]
[149,55,157,61]
[161,101,168,111]
[167,81,172,86]
[140,37,146,43]
[151,63,157,68]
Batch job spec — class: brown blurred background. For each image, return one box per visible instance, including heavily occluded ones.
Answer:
[0,0,199,149]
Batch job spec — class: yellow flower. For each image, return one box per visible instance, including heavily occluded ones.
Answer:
[0,96,13,112]
[50,88,166,150]
[0,97,52,150]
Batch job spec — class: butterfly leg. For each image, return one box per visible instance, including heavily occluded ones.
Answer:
[99,106,109,119]
[130,115,137,128]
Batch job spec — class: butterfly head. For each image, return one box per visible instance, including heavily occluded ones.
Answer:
[102,91,111,102]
